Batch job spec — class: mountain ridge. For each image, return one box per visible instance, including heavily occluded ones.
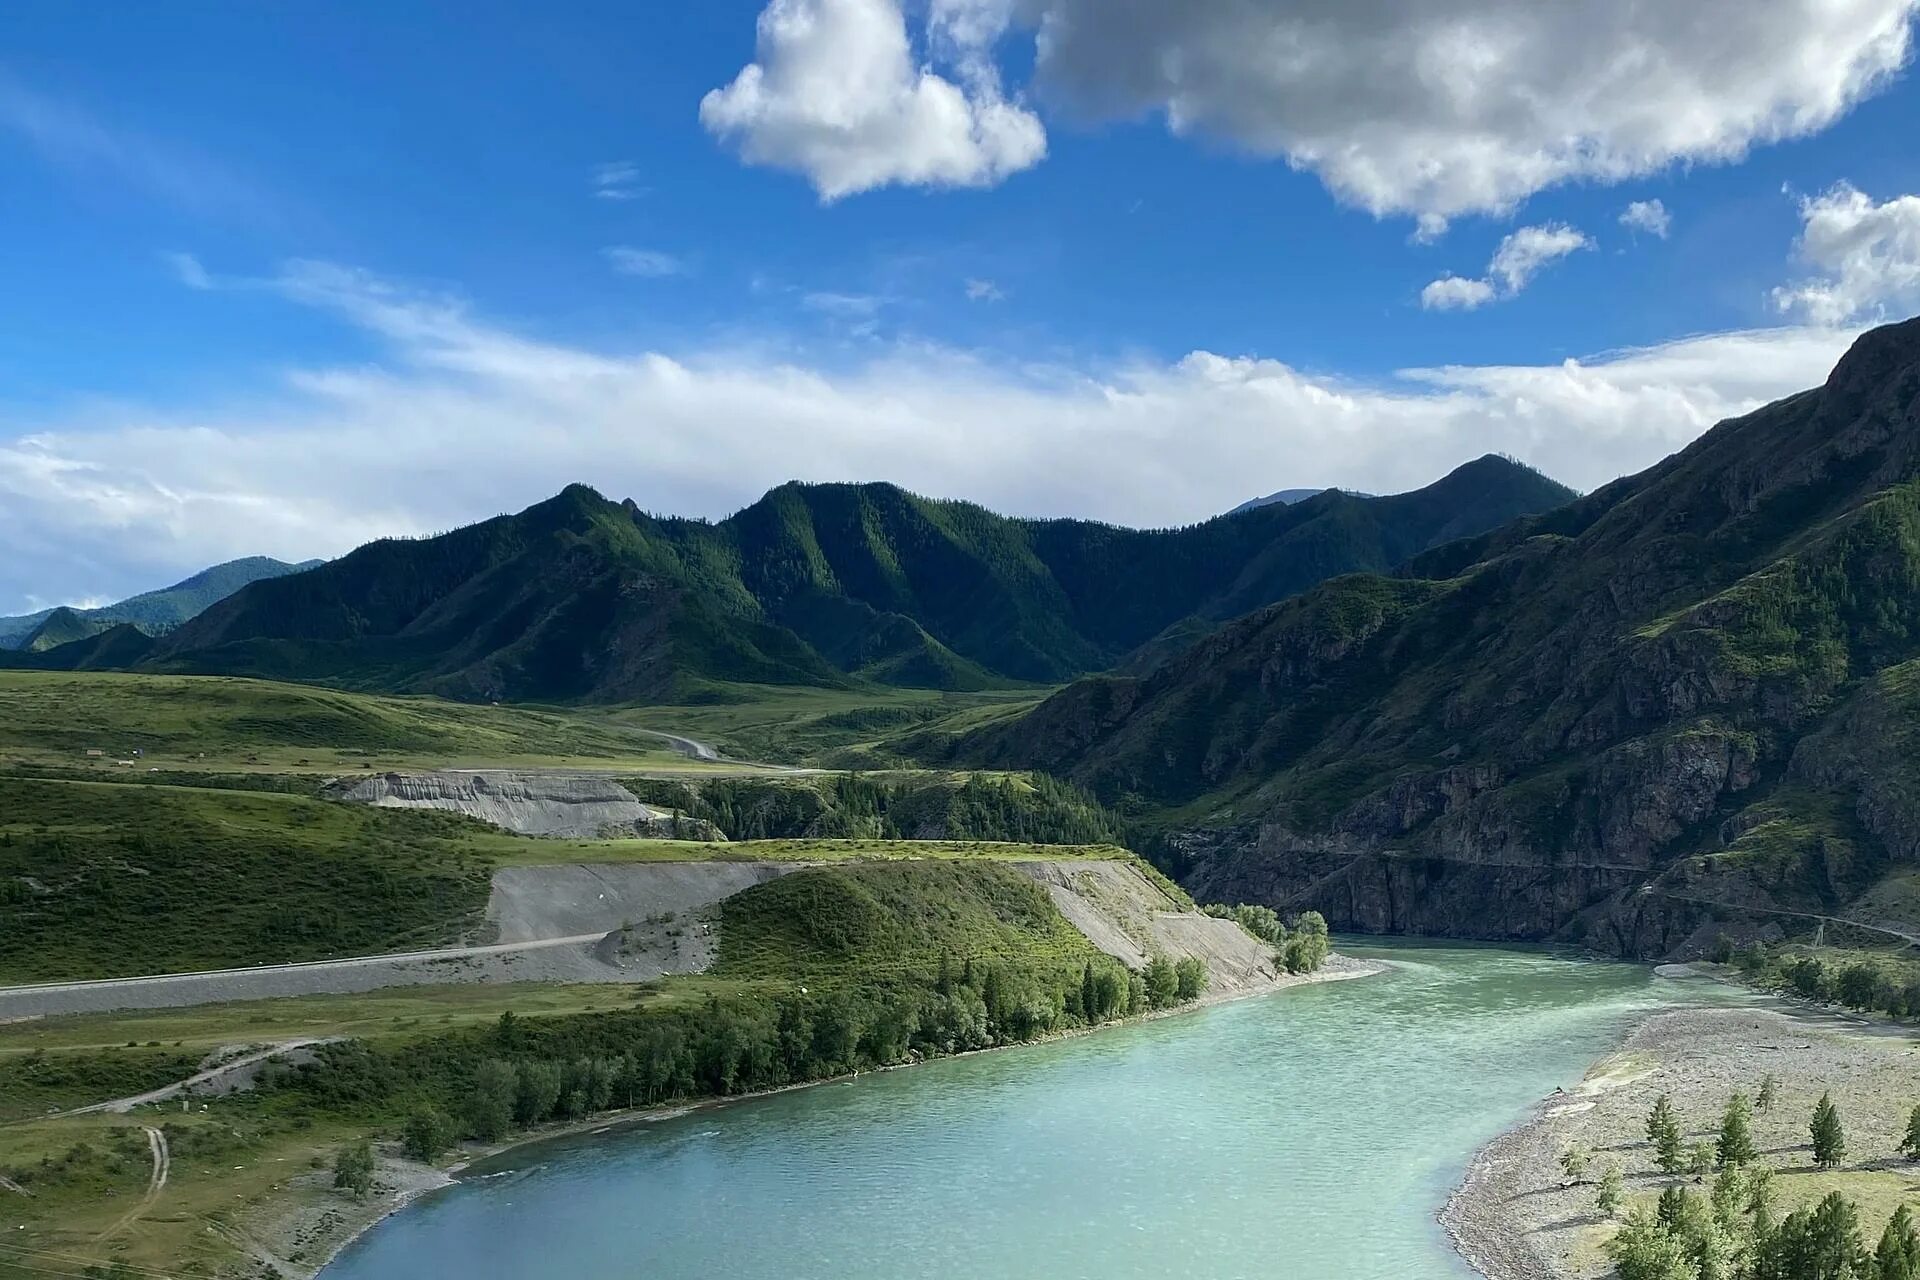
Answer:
[947,316,1920,959]
[128,456,1574,702]
[0,556,323,650]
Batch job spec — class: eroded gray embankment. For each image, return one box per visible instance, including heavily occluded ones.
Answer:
[327,771,719,840]
[1016,860,1283,996]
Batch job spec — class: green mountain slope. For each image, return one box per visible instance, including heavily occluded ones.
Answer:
[139,457,1572,702]
[0,556,322,649]
[952,316,1920,958]
[20,607,112,653]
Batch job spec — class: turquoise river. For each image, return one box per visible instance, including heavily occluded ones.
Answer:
[321,943,1747,1280]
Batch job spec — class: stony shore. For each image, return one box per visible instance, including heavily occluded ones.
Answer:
[1442,1000,1920,1280]
[252,952,1387,1279]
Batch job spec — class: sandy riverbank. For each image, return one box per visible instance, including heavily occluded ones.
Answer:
[1442,1001,1920,1280]
[253,952,1387,1278]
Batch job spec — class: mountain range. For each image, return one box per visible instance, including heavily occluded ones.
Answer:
[949,317,1920,958]
[0,556,323,651]
[1228,486,1377,515]
[7,457,1574,700]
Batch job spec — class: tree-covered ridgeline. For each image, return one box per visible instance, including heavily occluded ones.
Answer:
[1600,1087,1919,1279]
[626,771,1125,846]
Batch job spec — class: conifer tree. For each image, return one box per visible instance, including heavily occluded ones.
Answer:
[1811,1092,1846,1169]
[1717,1092,1757,1169]
[1902,1104,1920,1161]
[1596,1163,1625,1219]
[1878,1204,1920,1280]
[1756,1073,1778,1112]
[1648,1094,1685,1175]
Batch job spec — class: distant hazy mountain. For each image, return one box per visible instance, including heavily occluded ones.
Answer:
[1228,487,1376,515]
[113,454,1574,703]
[0,556,324,650]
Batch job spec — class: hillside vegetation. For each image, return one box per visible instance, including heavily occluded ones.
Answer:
[957,317,1920,958]
[0,671,688,770]
[627,771,1124,844]
[75,457,1574,702]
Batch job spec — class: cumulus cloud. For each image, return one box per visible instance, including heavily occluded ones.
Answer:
[1620,199,1673,238]
[0,261,1863,610]
[700,0,1045,200]
[1028,0,1917,221]
[701,1,1917,220]
[1422,223,1592,310]
[1420,276,1498,312]
[1772,182,1920,325]
[603,246,689,278]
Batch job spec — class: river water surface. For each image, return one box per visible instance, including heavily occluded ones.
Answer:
[322,944,1745,1280]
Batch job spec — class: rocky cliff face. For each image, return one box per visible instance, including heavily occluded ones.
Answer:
[961,318,1920,958]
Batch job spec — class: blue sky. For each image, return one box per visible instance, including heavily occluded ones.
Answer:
[4,0,1920,611]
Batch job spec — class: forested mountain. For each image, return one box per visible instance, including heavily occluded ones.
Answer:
[120,456,1572,703]
[951,317,1920,958]
[0,556,322,649]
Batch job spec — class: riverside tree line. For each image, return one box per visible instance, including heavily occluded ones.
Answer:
[290,947,1230,1170]
[1565,1079,1920,1279]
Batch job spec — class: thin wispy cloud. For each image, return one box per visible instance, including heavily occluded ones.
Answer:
[0,74,279,223]
[591,160,644,200]
[965,278,1005,302]
[603,246,689,278]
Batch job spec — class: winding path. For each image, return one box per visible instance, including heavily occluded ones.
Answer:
[99,1127,168,1240]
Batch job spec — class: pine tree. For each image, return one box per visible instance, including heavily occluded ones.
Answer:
[1903,1104,1920,1161]
[1756,1072,1778,1112]
[1811,1092,1846,1169]
[1596,1163,1626,1219]
[1878,1204,1920,1280]
[1717,1092,1757,1169]
[1648,1094,1685,1175]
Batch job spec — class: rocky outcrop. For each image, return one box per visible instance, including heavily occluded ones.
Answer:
[327,771,723,840]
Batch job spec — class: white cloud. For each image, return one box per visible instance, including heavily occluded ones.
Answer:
[163,252,214,290]
[603,246,689,278]
[592,161,643,201]
[1620,199,1673,238]
[707,1,1917,221]
[700,0,1045,199]
[1489,224,1593,291]
[1422,222,1592,309]
[964,277,1005,301]
[1028,0,1917,221]
[1772,182,1920,325]
[1420,276,1497,312]
[0,261,1865,610]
